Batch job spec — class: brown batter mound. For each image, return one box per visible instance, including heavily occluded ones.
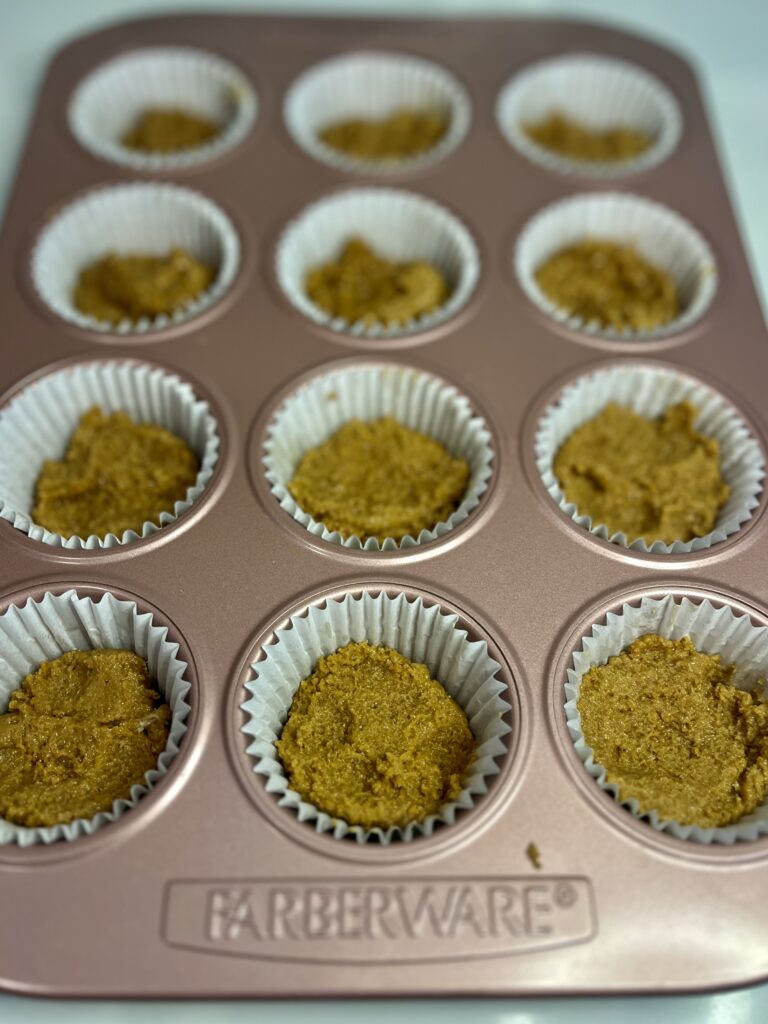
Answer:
[0,649,170,828]
[33,406,199,539]
[276,641,476,830]
[74,247,215,325]
[524,111,652,163]
[319,108,447,160]
[288,416,469,542]
[578,634,768,828]
[534,239,679,332]
[121,107,219,152]
[306,238,449,328]
[553,401,730,545]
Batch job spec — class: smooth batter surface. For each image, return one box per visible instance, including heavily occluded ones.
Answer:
[74,247,215,325]
[276,641,476,830]
[319,108,447,160]
[524,111,653,163]
[553,401,730,544]
[33,406,199,539]
[0,649,170,828]
[578,634,768,828]
[534,239,679,332]
[121,107,220,152]
[288,416,470,542]
[306,238,449,327]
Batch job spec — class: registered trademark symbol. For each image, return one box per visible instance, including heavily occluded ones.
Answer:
[554,882,577,908]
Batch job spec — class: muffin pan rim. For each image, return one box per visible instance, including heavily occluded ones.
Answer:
[512,189,719,343]
[261,181,488,351]
[282,47,474,177]
[248,355,502,559]
[22,179,250,342]
[519,356,768,563]
[500,203,726,355]
[524,352,768,561]
[0,352,234,558]
[2,8,768,997]
[67,43,260,173]
[0,579,203,866]
[270,183,484,344]
[547,580,768,865]
[227,579,528,866]
[494,50,684,179]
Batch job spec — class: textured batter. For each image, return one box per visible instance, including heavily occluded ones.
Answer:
[524,111,652,163]
[33,406,199,539]
[319,108,447,160]
[578,634,768,828]
[534,239,679,332]
[276,641,476,830]
[288,416,470,542]
[0,649,170,828]
[74,247,215,325]
[553,401,729,544]
[121,107,219,152]
[306,238,449,328]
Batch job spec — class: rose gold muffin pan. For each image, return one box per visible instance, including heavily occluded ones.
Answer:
[1,11,767,998]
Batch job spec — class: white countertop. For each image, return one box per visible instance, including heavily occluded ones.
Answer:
[1,1,766,1021]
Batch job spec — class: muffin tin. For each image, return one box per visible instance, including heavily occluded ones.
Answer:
[1,11,767,998]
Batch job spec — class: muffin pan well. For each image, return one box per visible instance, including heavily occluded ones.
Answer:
[0,12,767,998]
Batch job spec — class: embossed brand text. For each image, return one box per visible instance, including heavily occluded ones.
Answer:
[163,877,594,961]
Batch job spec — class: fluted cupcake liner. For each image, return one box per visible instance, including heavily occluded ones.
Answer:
[496,53,682,177]
[0,589,191,847]
[566,595,768,844]
[30,182,240,335]
[242,591,511,844]
[68,46,257,171]
[284,50,470,174]
[535,363,764,553]
[0,359,219,549]
[515,192,717,341]
[264,362,493,550]
[275,187,480,340]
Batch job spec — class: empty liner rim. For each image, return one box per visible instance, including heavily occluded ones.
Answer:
[68,45,258,171]
[514,190,718,342]
[283,49,472,175]
[274,186,481,341]
[496,51,683,178]
[29,180,241,336]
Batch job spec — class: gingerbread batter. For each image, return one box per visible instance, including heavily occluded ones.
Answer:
[288,416,469,542]
[578,634,768,828]
[0,649,170,828]
[33,406,199,539]
[277,641,475,830]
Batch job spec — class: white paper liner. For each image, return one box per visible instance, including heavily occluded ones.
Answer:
[496,53,682,177]
[264,364,493,550]
[30,182,240,335]
[241,591,511,844]
[275,187,479,340]
[0,589,191,847]
[283,50,471,175]
[566,595,768,844]
[515,192,717,341]
[535,364,765,553]
[0,359,220,549]
[68,46,257,171]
